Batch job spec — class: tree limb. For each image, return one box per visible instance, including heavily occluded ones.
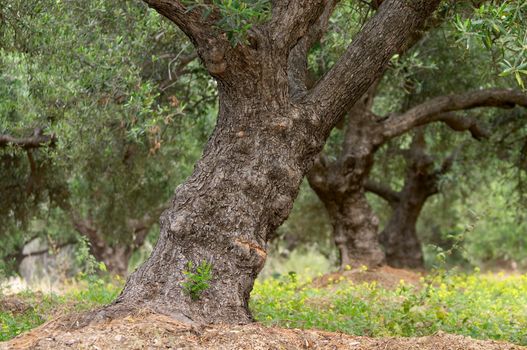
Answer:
[287,0,339,97]
[438,113,490,141]
[142,1,241,80]
[380,89,527,141]
[142,1,221,49]
[364,180,401,204]
[0,130,56,149]
[4,238,77,268]
[306,0,440,128]
[269,0,327,53]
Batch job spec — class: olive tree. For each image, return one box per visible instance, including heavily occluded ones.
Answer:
[99,0,443,325]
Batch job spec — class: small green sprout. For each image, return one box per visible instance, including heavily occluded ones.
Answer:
[182,260,213,301]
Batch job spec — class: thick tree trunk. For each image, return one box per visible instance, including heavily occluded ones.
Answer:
[106,0,441,325]
[115,86,317,324]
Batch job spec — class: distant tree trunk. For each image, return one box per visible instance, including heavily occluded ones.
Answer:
[373,131,440,268]
[324,192,385,268]
[72,219,132,276]
[379,195,428,269]
[307,89,386,269]
[368,129,469,268]
[72,210,161,276]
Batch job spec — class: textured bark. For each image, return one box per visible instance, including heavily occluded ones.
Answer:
[117,89,316,324]
[103,0,442,325]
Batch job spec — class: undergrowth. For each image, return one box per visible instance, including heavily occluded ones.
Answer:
[250,269,527,346]
[0,277,122,341]
[1,270,527,346]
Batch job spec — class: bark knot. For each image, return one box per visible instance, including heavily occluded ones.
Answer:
[202,46,227,75]
[233,239,267,270]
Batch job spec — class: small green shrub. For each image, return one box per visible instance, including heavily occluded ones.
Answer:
[182,260,213,301]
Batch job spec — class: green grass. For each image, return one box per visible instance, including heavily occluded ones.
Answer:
[0,278,121,341]
[1,271,527,346]
[250,270,527,346]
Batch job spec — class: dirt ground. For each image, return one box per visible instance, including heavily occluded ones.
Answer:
[2,268,525,349]
[0,295,35,315]
[312,265,424,289]
[3,310,525,350]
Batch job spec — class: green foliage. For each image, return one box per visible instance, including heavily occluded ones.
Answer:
[182,260,213,301]
[2,270,527,345]
[454,0,527,89]
[250,271,527,346]
[74,236,108,279]
[181,0,271,46]
[0,0,216,267]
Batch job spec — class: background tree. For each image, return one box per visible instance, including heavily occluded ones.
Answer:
[306,3,527,269]
[0,0,215,275]
[367,129,477,268]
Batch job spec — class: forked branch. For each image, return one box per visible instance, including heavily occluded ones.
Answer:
[380,89,527,141]
[143,1,222,49]
[269,0,327,52]
[287,0,340,97]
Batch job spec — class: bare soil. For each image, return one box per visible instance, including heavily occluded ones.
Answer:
[3,310,525,350]
[312,265,424,289]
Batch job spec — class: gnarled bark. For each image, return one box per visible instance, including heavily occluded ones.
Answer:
[107,0,441,325]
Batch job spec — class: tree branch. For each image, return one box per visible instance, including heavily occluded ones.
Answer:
[438,113,490,141]
[4,238,77,268]
[379,89,527,141]
[287,0,339,96]
[269,0,327,53]
[364,180,401,204]
[306,0,440,127]
[142,1,221,49]
[142,1,242,80]
[0,130,56,149]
